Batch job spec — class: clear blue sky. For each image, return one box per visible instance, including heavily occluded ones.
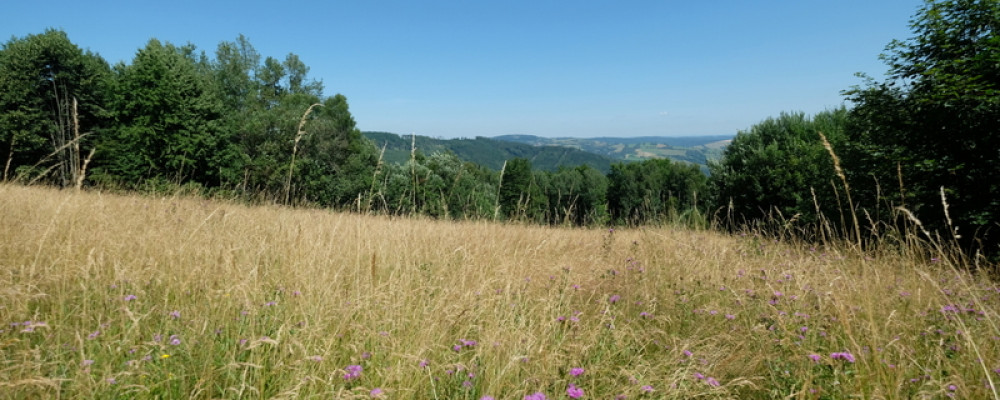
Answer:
[2,0,921,138]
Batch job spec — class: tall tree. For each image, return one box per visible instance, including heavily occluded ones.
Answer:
[708,109,848,233]
[0,29,110,185]
[608,158,707,226]
[845,0,1000,253]
[98,39,233,187]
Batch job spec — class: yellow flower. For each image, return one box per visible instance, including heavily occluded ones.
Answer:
[160,354,170,359]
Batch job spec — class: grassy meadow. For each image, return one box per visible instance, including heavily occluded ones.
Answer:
[1,183,999,399]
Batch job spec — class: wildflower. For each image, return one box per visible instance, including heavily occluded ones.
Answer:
[370,387,384,398]
[808,354,821,362]
[693,372,705,380]
[361,351,372,359]
[169,335,181,346]
[453,345,463,352]
[309,355,323,362]
[705,377,720,386]
[639,312,651,318]
[169,310,180,319]
[725,314,736,320]
[106,377,116,384]
[82,359,94,367]
[567,383,584,398]
[481,397,496,400]
[570,367,585,376]
[123,294,137,301]
[419,359,429,368]
[264,301,277,307]
[343,364,362,380]
[160,354,170,359]
[88,330,101,340]
[830,352,856,363]
[609,295,621,304]
[683,350,693,357]
[641,385,654,393]
[524,392,547,400]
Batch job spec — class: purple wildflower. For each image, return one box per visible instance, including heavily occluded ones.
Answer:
[641,385,654,393]
[88,330,101,340]
[830,352,856,363]
[343,364,363,380]
[609,295,621,304]
[169,335,181,346]
[419,359,429,368]
[570,367,585,376]
[480,397,495,400]
[524,392,547,400]
[370,387,384,397]
[705,377,720,386]
[123,294,137,301]
[169,310,180,319]
[808,354,821,362]
[567,383,584,398]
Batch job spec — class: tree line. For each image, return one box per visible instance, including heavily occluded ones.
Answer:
[0,30,706,226]
[2,0,998,255]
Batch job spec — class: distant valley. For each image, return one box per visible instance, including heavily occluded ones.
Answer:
[362,132,733,173]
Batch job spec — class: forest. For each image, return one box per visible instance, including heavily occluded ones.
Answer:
[1,0,997,256]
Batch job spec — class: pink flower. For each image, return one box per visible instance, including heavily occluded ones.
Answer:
[370,387,384,397]
[567,383,584,398]
[570,367,585,376]
[343,364,362,380]
[808,354,821,362]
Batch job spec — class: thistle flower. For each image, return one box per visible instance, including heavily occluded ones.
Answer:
[570,367,585,376]
[343,364,363,380]
[566,383,584,398]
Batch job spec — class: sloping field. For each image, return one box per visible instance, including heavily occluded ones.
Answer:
[1,184,998,399]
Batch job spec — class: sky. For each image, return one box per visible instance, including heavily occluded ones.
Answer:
[2,1,922,138]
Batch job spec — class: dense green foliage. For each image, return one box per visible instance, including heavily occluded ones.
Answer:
[709,109,849,233]
[844,0,1000,253]
[609,159,708,226]
[0,29,111,186]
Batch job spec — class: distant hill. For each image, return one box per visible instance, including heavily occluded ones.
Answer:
[362,132,617,173]
[492,135,733,166]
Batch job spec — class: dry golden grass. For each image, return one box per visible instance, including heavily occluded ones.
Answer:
[1,183,998,399]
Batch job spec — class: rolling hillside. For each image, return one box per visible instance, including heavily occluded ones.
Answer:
[363,132,733,173]
[493,134,732,166]
[362,132,618,172]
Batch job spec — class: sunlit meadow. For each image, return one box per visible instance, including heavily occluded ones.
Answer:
[2,183,999,399]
